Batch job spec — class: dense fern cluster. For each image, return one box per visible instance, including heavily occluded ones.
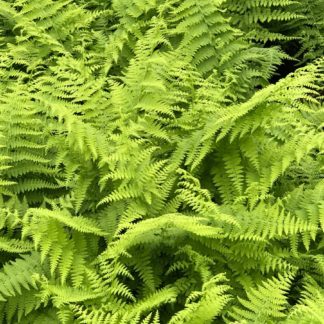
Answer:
[0,0,323,323]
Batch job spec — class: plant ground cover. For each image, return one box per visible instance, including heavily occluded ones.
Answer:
[0,0,323,323]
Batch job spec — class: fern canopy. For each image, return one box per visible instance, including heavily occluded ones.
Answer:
[0,0,323,323]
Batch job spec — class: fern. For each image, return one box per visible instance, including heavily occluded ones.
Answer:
[285,277,324,324]
[228,273,294,323]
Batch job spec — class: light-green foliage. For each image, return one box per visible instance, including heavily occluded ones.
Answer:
[0,0,323,323]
